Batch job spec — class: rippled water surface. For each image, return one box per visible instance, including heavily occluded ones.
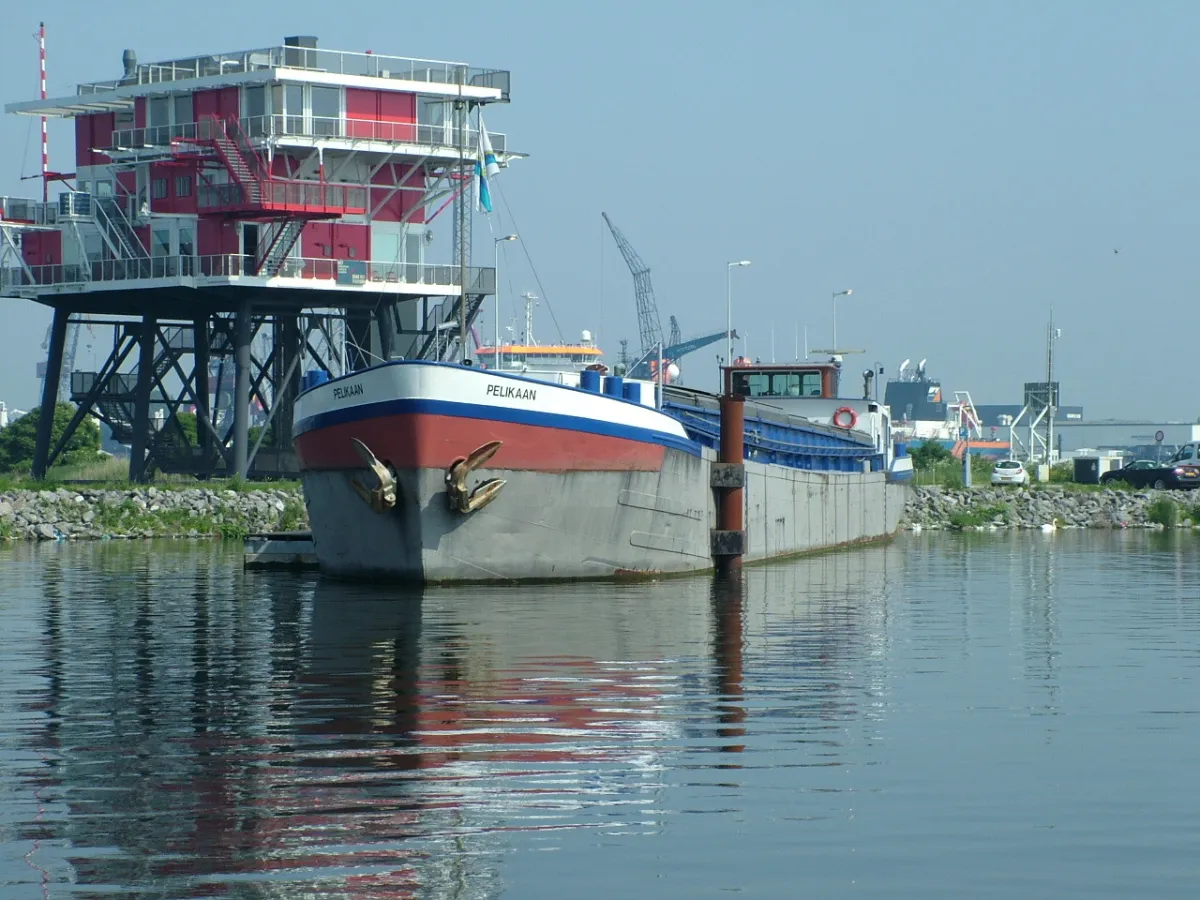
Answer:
[2,532,1199,898]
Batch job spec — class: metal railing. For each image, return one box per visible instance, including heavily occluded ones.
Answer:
[109,116,506,154]
[78,46,510,100]
[196,180,368,213]
[2,256,495,293]
[0,196,58,225]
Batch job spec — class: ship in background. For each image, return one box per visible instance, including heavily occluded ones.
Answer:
[884,358,1009,458]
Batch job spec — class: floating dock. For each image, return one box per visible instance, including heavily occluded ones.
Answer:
[243,531,319,571]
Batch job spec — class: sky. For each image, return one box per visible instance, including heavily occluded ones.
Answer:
[1,0,1198,421]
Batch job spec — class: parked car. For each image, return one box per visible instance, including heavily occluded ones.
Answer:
[991,459,1028,485]
[1101,461,1200,489]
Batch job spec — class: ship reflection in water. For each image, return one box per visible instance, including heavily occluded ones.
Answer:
[4,534,1200,897]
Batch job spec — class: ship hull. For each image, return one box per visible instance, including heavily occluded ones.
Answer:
[293,362,907,583]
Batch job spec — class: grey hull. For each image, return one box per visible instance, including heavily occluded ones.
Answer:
[301,447,908,583]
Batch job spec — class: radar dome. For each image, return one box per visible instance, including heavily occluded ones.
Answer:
[666,363,680,380]
[580,329,592,342]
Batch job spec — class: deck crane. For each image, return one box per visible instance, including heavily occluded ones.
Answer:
[601,212,731,380]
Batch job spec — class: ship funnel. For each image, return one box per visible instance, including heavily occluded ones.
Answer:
[918,358,927,372]
[122,48,138,78]
[899,358,910,378]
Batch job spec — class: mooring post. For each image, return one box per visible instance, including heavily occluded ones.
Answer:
[712,384,747,576]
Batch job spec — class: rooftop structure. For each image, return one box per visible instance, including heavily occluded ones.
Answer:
[1,34,513,480]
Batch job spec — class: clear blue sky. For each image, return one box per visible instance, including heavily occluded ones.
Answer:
[2,0,1197,420]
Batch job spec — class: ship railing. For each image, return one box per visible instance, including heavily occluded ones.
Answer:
[109,117,506,154]
[78,47,510,100]
[2,256,495,293]
[666,404,881,465]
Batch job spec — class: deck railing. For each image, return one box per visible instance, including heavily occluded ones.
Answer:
[109,116,506,154]
[1,256,495,294]
[78,46,509,100]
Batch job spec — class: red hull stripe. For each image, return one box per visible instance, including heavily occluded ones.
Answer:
[294,397,702,457]
[294,411,668,472]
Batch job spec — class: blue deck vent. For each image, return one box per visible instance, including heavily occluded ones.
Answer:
[580,368,602,393]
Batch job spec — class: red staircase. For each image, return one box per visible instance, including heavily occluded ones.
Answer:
[174,115,367,218]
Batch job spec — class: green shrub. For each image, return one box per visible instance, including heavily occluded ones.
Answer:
[910,441,953,470]
[1147,498,1178,528]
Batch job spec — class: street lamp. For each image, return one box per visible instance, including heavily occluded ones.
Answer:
[494,234,518,370]
[726,260,752,372]
[831,289,853,349]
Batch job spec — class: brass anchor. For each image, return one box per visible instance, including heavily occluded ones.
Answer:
[445,440,506,514]
[349,438,397,513]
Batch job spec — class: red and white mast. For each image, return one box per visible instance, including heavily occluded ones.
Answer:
[37,21,48,203]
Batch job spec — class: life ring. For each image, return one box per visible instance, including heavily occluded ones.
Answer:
[832,407,858,429]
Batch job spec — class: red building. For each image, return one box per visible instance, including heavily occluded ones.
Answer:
[1,36,510,479]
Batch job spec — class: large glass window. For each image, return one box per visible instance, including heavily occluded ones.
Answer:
[148,95,169,127]
[310,86,341,135]
[173,94,193,128]
[286,84,304,134]
[242,85,267,135]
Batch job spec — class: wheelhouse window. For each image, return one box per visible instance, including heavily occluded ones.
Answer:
[732,369,824,398]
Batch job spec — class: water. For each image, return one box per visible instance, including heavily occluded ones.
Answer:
[1,531,1199,898]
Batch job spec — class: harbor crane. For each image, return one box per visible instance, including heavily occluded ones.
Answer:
[601,212,730,380]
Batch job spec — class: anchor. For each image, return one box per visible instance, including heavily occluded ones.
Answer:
[445,440,506,514]
[349,438,397,514]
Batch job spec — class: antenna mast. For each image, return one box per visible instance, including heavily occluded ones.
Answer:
[37,22,48,204]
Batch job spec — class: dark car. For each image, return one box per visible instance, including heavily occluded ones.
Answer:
[1101,462,1200,490]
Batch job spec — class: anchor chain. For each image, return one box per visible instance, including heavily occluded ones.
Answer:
[349,438,397,514]
[445,440,506,514]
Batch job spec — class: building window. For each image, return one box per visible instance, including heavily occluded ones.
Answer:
[173,94,193,128]
[148,95,170,127]
[151,178,168,200]
[310,86,341,135]
[175,175,192,197]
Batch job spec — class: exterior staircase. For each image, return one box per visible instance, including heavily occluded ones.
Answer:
[177,115,366,218]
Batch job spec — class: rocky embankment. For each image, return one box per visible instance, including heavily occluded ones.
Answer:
[905,486,1200,531]
[0,487,308,541]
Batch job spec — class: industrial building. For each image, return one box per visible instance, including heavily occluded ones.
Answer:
[1,35,510,480]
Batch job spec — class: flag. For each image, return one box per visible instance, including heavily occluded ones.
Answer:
[475,111,500,213]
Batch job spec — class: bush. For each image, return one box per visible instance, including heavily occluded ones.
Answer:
[1147,498,1178,528]
[911,441,953,470]
[0,402,102,473]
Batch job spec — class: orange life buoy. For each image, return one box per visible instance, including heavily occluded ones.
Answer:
[833,406,858,429]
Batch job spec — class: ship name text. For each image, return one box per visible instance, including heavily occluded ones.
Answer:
[333,383,365,401]
[486,384,537,402]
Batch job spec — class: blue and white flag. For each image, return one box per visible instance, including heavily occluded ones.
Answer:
[475,111,500,213]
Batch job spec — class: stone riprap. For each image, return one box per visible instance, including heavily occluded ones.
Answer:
[0,487,308,541]
[904,486,1200,530]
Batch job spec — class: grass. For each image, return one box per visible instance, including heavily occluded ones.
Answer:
[0,471,302,494]
[1147,497,1179,528]
[948,502,1011,529]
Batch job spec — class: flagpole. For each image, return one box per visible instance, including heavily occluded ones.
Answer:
[457,69,468,363]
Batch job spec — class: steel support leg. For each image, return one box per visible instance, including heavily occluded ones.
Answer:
[129,315,157,483]
[193,316,211,468]
[232,301,252,480]
[32,308,70,480]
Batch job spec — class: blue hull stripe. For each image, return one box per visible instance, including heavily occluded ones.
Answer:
[294,397,706,458]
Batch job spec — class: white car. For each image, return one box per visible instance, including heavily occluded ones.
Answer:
[991,459,1028,486]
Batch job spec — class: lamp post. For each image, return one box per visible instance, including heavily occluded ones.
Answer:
[726,260,751,377]
[494,234,518,370]
[831,289,853,349]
